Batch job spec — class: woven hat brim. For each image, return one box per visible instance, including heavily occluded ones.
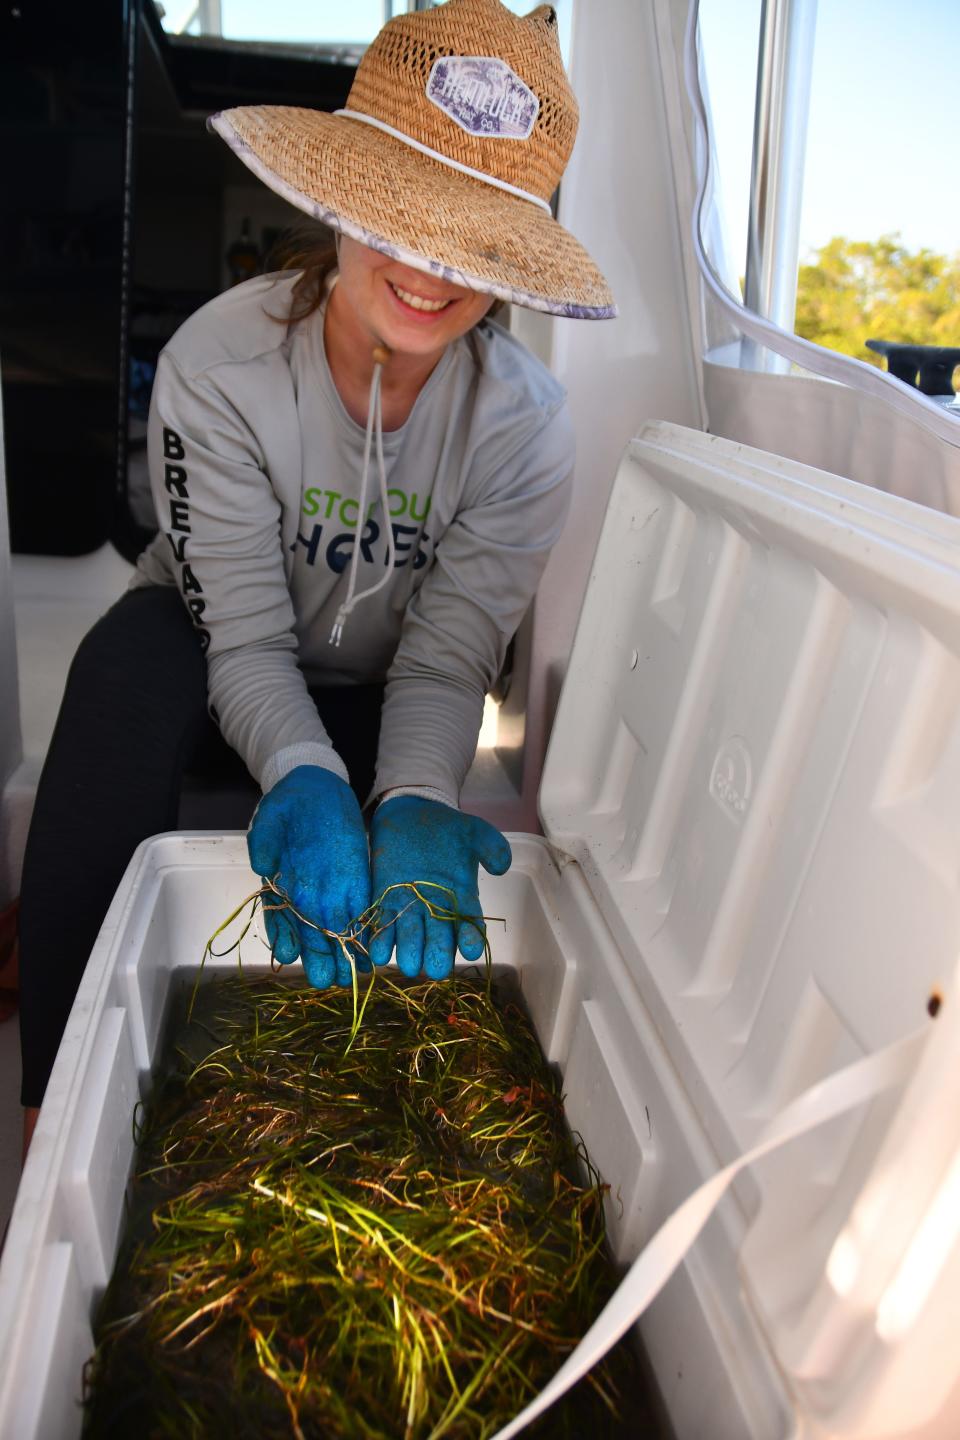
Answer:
[211,108,617,320]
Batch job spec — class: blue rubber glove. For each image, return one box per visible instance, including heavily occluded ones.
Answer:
[247,765,371,988]
[368,796,512,979]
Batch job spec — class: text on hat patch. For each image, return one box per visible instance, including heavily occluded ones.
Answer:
[426,57,539,140]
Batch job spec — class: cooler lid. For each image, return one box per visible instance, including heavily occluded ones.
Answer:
[540,421,960,1163]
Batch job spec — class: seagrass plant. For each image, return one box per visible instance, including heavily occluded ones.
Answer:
[83,882,637,1438]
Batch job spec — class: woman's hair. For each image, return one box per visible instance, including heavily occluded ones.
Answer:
[265,225,339,321]
[265,223,504,324]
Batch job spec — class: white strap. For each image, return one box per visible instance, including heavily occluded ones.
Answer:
[333,108,553,214]
[490,1021,930,1440]
[329,358,397,647]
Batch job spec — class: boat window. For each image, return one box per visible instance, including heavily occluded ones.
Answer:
[697,0,959,412]
[152,1,557,58]
[154,1,410,57]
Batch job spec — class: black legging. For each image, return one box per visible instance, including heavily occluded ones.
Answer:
[18,585,384,1107]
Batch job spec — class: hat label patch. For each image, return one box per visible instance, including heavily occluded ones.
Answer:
[427,57,538,140]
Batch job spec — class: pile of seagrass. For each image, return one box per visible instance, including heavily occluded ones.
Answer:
[83,885,637,1438]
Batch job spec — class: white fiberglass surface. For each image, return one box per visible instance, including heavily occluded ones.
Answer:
[12,546,133,766]
[0,1021,22,1237]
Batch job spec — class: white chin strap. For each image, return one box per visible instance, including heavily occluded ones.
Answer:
[329,347,397,648]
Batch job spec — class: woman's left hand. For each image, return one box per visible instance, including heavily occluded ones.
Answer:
[368,797,512,979]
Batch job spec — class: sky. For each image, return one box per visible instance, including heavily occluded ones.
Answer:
[699,0,959,276]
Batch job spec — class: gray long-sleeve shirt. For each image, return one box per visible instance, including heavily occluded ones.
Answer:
[134,272,574,803]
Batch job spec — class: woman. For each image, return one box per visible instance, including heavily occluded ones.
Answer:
[18,0,615,1136]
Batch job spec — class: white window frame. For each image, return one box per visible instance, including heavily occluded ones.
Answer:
[685,0,960,445]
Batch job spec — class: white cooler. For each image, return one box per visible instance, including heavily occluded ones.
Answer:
[2,421,960,1440]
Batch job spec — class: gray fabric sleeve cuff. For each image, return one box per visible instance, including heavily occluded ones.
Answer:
[261,742,350,794]
[377,785,460,811]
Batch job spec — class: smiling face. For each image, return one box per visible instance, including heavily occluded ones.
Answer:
[328,236,496,366]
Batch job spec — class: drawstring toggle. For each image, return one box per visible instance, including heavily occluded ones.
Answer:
[329,604,349,648]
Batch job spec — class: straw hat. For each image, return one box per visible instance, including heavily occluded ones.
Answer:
[208,0,616,318]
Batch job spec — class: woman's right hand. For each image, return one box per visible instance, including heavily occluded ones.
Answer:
[247,765,371,987]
